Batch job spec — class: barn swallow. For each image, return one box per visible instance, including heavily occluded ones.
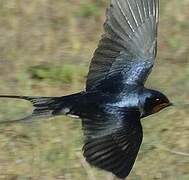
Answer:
[0,0,173,179]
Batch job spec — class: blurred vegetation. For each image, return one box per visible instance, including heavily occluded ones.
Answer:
[0,0,188,179]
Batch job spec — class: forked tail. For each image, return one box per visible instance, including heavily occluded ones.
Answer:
[0,92,83,123]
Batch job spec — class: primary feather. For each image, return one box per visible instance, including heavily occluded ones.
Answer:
[86,0,159,91]
[82,109,143,179]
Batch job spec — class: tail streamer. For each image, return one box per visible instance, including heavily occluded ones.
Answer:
[0,95,62,123]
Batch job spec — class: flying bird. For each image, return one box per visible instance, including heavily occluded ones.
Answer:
[0,0,173,179]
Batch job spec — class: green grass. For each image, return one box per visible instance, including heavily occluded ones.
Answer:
[29,64,87,85]
[0,0,188,179]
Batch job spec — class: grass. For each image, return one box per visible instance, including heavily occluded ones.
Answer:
[0,0,188,179]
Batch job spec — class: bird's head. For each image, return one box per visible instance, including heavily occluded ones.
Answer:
[139,89,173,118]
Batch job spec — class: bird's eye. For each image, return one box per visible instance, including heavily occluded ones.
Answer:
[156,98,160,101]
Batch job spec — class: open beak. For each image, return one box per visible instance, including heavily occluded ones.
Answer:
[152,102,173,114]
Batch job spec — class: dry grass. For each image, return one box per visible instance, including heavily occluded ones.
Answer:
[0,0,188,179]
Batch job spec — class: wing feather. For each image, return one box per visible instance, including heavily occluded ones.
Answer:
[83,122,143,179]
[82,109,142,179]
[86,0,159,91]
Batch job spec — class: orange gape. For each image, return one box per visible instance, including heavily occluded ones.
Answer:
[152,103,170,114]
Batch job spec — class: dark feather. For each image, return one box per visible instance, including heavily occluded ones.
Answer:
[0,93,83,123]
[86,0,159,91]
[82,108,142,179]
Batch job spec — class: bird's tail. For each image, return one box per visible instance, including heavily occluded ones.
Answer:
[0,92,83,124]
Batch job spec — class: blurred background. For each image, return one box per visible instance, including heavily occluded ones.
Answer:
[0,0,188,179]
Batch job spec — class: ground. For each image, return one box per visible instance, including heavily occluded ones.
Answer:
[0,0,188,179]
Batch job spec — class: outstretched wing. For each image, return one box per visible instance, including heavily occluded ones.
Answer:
[86,0,159,91]
[82,108,142,179]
